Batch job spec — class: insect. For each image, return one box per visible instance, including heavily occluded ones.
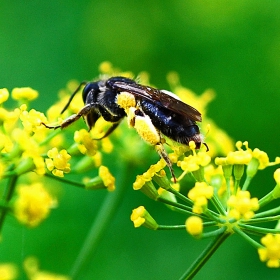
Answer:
[43,76,206,181]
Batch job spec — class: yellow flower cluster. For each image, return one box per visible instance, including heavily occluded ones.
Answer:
[24,256,70,280]
[98,165,116,191]
[216,141,279,170]
[11,87,38,101]
[13,183,56,227]
[178,151,211,173]
[133,159,166,190]
[0,263,18,280]
[74,129,97,156]
[130,206,158,230]
[188,182,214,214]
[258,234,280,268]
[46,148,71,177]
[227,190,259,220]
[185,216,203,236]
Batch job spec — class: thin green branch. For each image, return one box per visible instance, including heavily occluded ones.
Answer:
[210,194,226,215]
[157,225,186,230]
[239,224,280,235]
[179,229,230,280]
[44,172,85,188]
[253,206,280,218]
[233,226,262,249]
[0,174,18,232]
[242,214,280,224]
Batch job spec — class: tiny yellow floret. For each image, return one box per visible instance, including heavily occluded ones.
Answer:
[258,234,280,268]
[274,168,280,185]
[74,129,97,156]
[227,190,259,220]
[46,148,71,177]
[188,182,214,214]
[252,148,269,170]
[12,87,38,101]
[13,183,56,227]
[99,165,116,191]
[186,216,203,236]
[130,206,158,230]
[0,88,9,104]
[226,150,252,165]
[0,263,18,280]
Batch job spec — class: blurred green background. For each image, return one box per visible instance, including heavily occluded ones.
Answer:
[1,0,280,279]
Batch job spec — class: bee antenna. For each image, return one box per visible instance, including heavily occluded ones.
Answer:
[60,81,88,114]
[203,142,209,152]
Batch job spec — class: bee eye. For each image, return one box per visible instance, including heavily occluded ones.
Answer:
[82,82,100,102]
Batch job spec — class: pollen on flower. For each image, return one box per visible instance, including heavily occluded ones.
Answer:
[46,148,71,177]
[274,168,280,185]
[13,183,56,227]
[133,175,146,190]
[20,108,48,134]
[101,137,113,153]
[23,256,70,280]
[131,206,146,227]
[189,140,196,151]
[0,88,9,104]
[185,216,203,236]
[252,148,269,170]
[99,165,115,191]
[74,129,97,156]
[214,157,228,166]
[188,182,214,214]
[227,190,259,220]
[226,150,252,165]
[178,151,210,175]
[99,61,114,74]
[258,234,280,268]
[11,87,38,101]
[0,263,18,280]
[130,206,158,230]
[133,159,166,190]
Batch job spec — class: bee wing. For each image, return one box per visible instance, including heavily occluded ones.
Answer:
[114,82,202,122]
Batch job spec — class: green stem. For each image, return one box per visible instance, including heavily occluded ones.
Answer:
[239,224,280,235]
[166,186,193,205]
[225,177,231,211]
[258,190,274,208]
[210,194,226,215]
[242,214,280,224]
[200,226,227,239]
[242,176,252,191]
[0,174,18,232]
[157,196,194,214]
[233,226,262,249]
[69,162,129,279]
[44,172,85,188]
[157,225,186,230]
[253,205,280,218]
[179,229,230,280]
[157,221,218,231]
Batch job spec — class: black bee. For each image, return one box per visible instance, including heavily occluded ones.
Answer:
[43,76,206,181]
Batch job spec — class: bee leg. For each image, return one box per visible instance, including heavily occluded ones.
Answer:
[42,103,93,130]
[130,108,176,182]
[155,143,176,182]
